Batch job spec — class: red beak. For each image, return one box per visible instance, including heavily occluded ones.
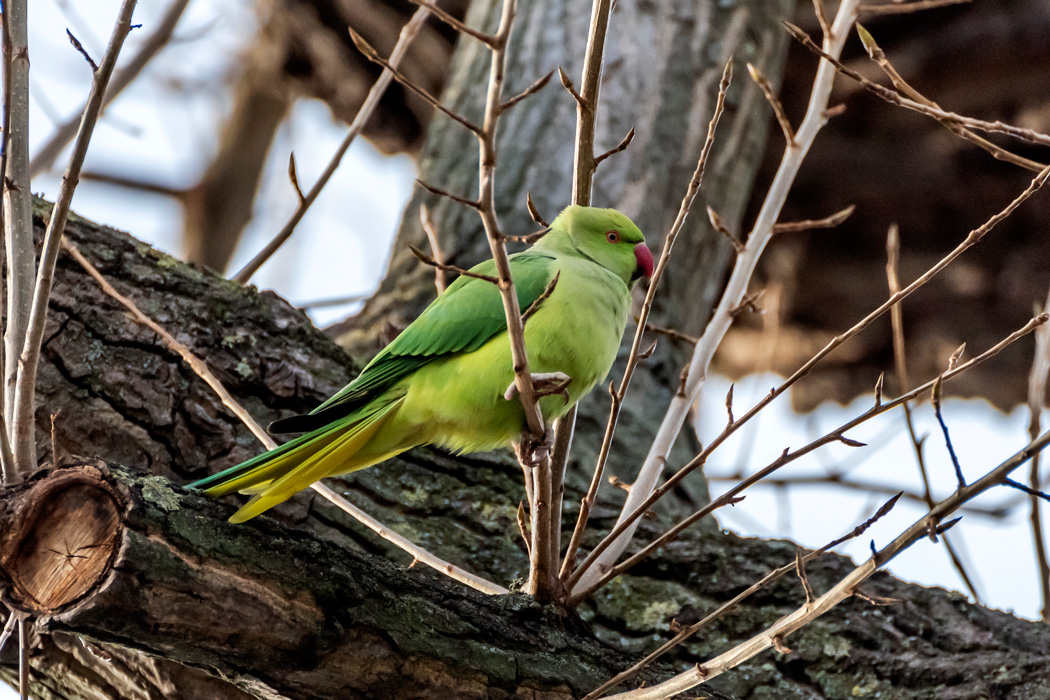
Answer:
[634,243,654,280]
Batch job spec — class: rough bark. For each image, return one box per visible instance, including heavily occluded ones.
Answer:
[3,198,1050,699]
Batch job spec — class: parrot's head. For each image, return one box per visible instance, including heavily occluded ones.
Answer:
[544,206,653,285]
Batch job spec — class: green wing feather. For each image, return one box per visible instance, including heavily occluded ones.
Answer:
[267,251,556,433]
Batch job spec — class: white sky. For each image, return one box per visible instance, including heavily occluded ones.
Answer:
[7,1,1050,695]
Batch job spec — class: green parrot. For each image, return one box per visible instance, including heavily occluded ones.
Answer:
[189,205,653,522]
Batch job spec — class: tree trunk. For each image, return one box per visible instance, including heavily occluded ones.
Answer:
[3,195,1050,699]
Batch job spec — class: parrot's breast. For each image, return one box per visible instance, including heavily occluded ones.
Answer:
[391,255,632,454]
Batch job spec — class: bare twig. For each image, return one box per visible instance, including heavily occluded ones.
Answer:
[1029,286,1050,621]
[3,0,34,484]
[931,374,966,488]
[570,155,1050,595]
[885,224,981,600]
[560,60,732,580]
[408,245,499,284]
[707,205,745,252]
[66,29,98,71]
[0,612,14,656]
[297,293,371,309]
[593,127,636,167]
[522,272,560,324]
[405,0,496,45]
[287,152,306,205]
[855,24,1044,173]
[501,70,554,112]
[784,21,1050,149]
[859,0,971,16]
[18,617,27,700]
[747,62,793,145]
[231,7,432,283]
[419,205,447,294]
[347,25,482,135]
[772,205,855,234]
[30,0,192,178]
[415,178,482,210]
[11,0,139,476]
[526,192,549,227]
[64,241,507,595]
[572,1,863,596]
[606,428,1050,699]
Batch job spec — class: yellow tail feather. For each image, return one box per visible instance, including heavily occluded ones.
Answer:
[228,398,403,523]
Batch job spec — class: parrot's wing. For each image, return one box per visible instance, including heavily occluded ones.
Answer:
[268,251,557,433]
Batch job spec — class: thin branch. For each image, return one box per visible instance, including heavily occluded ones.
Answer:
[297,293,371,309]
[593,126,636,167]
[640,319,698,346]
[1029,285,1050,621]
[855,24,1045,173]
[931,374,966,488]
[347,25,481,135]
[404,0,496,45]
[570,0,612,202]
[521,272,560,324]
[859,0,971,16]
[64,241,507,596]
[415,178,482,210]
[526,192,549,227]
[408,245,499,284]
[3,0,34,484]
[557,66,585,107]
[231,7,432,283]
[747,62,793,145]
[501,69,554,112]
[706,472,1006,518]
[419,205,447,293]
[11,0,138,476]
[707,206,744,253]
[582,492,902,699]
[66,29,99,71]
[885,223,981,600]
[560,60,732,580]
[784,21,1050,149]
[18,617,27,700]
[772,204,855,234]
[605,428,1050,699]
[568,313,1049,604]
[30,0,192,178]
[572,0,863,596]
[287,152,306,205]
[0,612,14,656]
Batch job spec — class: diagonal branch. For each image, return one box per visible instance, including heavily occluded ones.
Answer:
[231,7,432,283]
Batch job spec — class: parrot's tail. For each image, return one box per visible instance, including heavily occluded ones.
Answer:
[187,396,406,523]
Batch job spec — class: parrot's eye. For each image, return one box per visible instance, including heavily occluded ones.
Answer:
[606,230,620,243]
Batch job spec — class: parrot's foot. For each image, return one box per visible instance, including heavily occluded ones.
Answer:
[503,372,573,404]
[514,430,555,467]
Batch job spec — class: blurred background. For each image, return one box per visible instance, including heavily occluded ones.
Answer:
[23,0,1050,623]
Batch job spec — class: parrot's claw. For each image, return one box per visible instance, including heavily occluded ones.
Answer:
[503,372,573,404]
[514,430,555,467]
